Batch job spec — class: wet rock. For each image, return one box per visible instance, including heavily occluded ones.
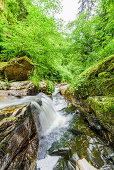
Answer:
[67,161,76,170]
[0,56,34,81]
[0,81,38,97]
[86,96,114,145]
[0,104,39,170]
[60,84,69,96]
[8,135,38,170]
[64,105,76,114]
[69,129,85,136]
[100,165,113,170]
[36,99,42,106]
[38,81,47,92]
[51,147,71,159]
[103,154,114,163]
[71,153,79,163]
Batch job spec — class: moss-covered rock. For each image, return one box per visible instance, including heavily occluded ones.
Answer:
[0,56,34,81]
[0,62,7,79]
[74,55,114,99]
[64,55,114,145]
[86,96,114,144]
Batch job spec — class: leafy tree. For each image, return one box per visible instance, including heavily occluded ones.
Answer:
[0,0,72,82]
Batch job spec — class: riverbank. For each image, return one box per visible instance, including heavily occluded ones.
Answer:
[60,55,114,146]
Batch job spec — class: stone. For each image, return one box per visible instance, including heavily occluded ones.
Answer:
[38,81,47,92]
[0,104,39,170]
[69,129,85,136]
[0,81,38,97]
[0,56,34,81]
[60,84,69,96]
[51,147,71,159]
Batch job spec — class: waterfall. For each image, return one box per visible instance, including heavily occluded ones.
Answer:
[0,90,72,136]
[30,93,72,136]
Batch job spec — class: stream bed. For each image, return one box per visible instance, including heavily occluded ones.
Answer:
[0,87,113,170]
[36,88,114,170]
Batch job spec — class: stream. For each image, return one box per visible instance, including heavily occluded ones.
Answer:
[36,87,114,170]
[0,87,114,170]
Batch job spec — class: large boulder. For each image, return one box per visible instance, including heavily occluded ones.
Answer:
[0,104,39,170]
[74,55,114,99]
[0,56,34,81]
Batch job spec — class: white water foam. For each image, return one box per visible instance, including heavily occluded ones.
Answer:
[0,90,72,136]
[32,93,72,136]
[37,155,60,170]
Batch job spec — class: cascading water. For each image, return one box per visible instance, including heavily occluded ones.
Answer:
[0,90,72,136]
[30,92,72,136]
[1,87,113,170]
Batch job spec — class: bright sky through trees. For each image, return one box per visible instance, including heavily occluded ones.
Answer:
[56,0,79,23]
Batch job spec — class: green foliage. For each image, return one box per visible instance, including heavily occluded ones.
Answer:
[0,0,71,83]
[66,0,114,81]
[71,55,114,98]
[29,69,40,87]
[46,80,54,93]
[0,0,113,85]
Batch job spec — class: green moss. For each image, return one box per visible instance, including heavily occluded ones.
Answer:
[98,72,111,78]
[73,55,114,98]
[16,56,34,65]
[79,55,114,79]
[71,56,114,144]
[87,96,114,133]
[3,117,18,121]
[0,62,8,69]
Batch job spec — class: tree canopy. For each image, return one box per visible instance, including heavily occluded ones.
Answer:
[0,0,114,85]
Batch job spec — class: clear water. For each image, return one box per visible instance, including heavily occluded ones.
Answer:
[0,88,114,170]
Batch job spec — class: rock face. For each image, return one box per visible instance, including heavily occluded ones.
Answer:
[62,55,114,146]
[0,81,38,97]
[0,56,34,81]
[0,104,39,170]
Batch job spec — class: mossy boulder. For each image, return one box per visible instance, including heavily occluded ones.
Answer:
[0,56,34,81]
[74,55,114,99]
[87,96,114,144]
